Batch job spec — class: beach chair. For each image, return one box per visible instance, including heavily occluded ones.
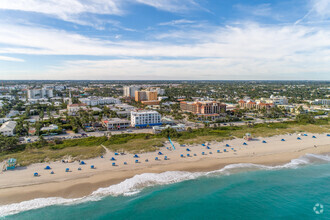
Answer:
[145,159,149,162]
[78,167,82,171]
[164,156,168,160]
[112,162,116,166]
[65,168,70,172]
[134,154,139,158]
[110,157,116,161]
[209,152,212,154]
[217,150,220,153]
[135,160,139,163]
[91,165,95,169]
[34,172,38,177]
[124,162,127,165]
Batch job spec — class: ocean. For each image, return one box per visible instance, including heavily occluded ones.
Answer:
[1,153,329,220]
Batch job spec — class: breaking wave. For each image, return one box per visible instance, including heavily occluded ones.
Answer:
[0,153,329,217]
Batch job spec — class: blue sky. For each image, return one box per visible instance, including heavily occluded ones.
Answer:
[0,0,330,80]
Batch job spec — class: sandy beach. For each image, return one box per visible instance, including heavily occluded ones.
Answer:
[0,132,329,205]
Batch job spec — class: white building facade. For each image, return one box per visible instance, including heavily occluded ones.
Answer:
[131,110,162,128]
[123,86,140,98]
[0,121,17,136]
[27,89,53,99]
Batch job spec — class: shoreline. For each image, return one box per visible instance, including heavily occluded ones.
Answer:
[0,133,329,205]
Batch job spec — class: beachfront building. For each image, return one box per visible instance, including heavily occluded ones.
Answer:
[180,101,226,115]
[131,110,162,128]
[102,118,131,130]
[79,96,121,106]
[27,88,53,99]
[238,100,274,110]
[0,121,17,136]
[256,95,289,106]
[123,86,140,98]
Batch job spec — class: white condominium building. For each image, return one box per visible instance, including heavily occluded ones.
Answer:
[27,89,53,99]
[131,110,162,127]
[0,121,17,136]
[79,97,121,106]
[123,86,140,98]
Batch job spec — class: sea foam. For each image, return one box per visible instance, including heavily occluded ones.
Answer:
[0,153,329,217]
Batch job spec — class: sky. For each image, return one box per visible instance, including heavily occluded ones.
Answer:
[0,0,330,80]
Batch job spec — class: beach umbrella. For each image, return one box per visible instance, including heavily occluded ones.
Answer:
[135,160,139,163]
[124,162,127,165]
[112,162,116,166]
[262,140,267,143]
[224,149,227,152]
[155,157,159,160]
[304,134,308,136]
[187,154,190,157]
[281,139,285,141]
[217,150,220,153]
[312,136,316,138]
[91,165,95,169]
[164,156,168,160]
[327,134,330,137]
[145,159,149,162]
[243,142,247,145]
[134,154,139,158]
[34,172,38,177]
[181,154,184,158]
[65,168,70,172]
[297,137,301,140]
[226,144,230,147]
[202,144,205,146]
[207,146,211,149]
[80,161,86,165]
[44,166,51,170]
[209,152,212,154]
[158,152,163,155]
[78,167,82,171]
[186,148,191,151]
[202,152,205,155]
[231,148,234,150]
[194,154,197,156]
[100,155,103,158]
[114,153,119,156]
[50,171,54,174]
[110,157,116,161]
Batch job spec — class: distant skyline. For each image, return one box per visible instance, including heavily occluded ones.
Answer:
[0,0,330,80]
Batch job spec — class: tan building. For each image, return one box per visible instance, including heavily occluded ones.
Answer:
[238,100,273,110]
[135,91,158,102]
[180,101,226,115]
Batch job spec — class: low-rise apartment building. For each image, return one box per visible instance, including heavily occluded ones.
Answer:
[180,101,226,115]
[0,121,17,136]
[102,118,130,130]
[131,110,162,128]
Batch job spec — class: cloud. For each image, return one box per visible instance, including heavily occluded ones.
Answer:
[0,0,124,21]
[234,3,272,17]
[0,55,24,62]
[134,0,201,13]
[159,19,195,26]
[296,0,330,24]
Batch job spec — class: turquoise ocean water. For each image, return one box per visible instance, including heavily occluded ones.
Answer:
[1,153,329,220]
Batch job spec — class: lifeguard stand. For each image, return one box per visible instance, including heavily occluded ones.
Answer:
[244,133,252,141]
[6,158,17,170]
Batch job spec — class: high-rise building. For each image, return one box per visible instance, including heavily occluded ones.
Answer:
[135,91,158,102]
[123,86,140,98]
[27,89,53,99]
